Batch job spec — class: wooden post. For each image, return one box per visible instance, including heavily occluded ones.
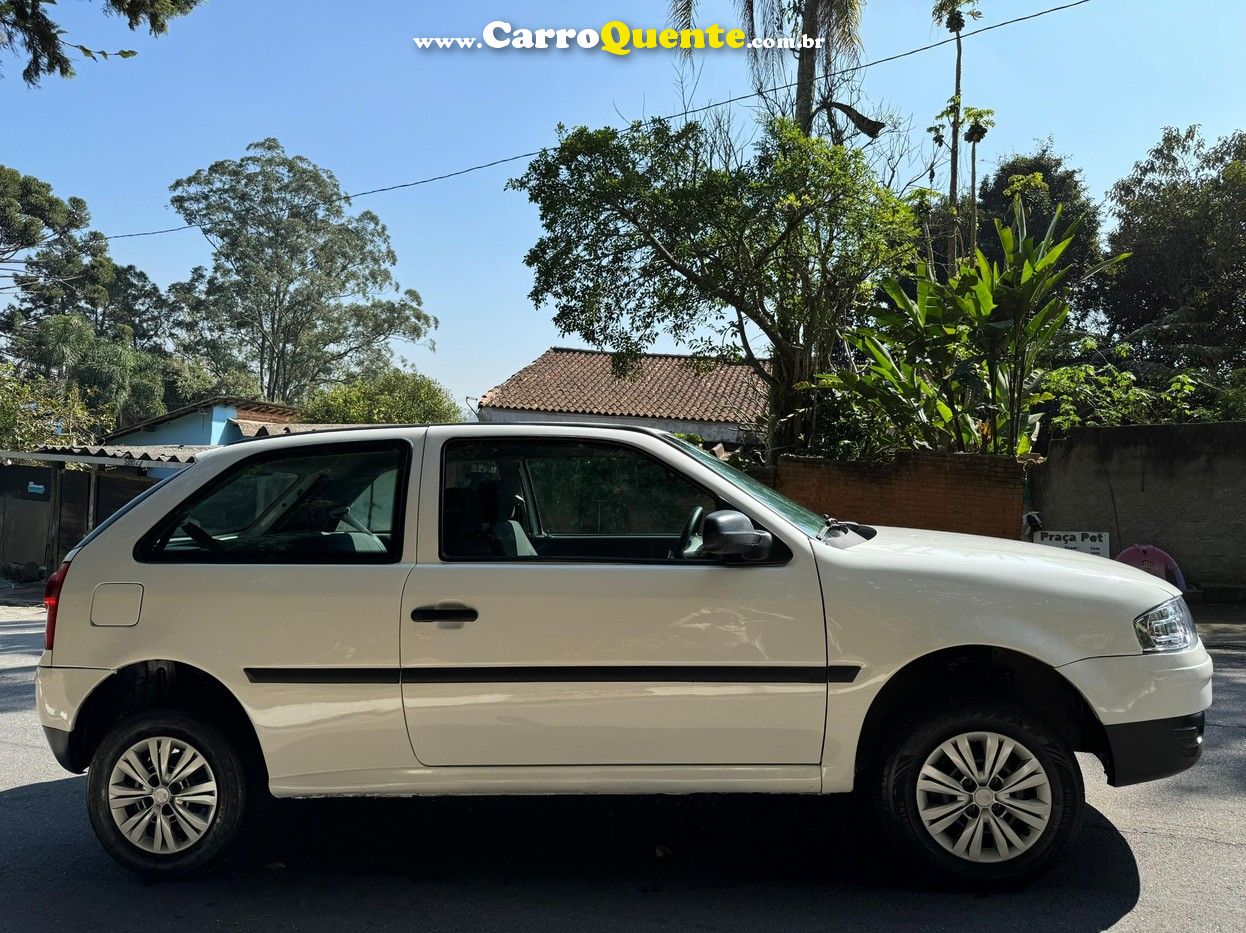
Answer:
[87,465,99,532]
[44,462,64,573]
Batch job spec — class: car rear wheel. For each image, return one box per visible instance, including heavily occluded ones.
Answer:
[875,702,1084,887]
[87,710,248,878]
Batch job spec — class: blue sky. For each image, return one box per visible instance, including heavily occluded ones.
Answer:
[4,0,1243,409]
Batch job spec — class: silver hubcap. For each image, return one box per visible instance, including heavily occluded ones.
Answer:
[107,736,218,854]
[916,730,1052,863]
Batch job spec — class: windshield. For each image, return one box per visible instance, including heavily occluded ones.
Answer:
[666,435,827,538]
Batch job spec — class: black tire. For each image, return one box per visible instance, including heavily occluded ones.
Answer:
[87,710,249,878]
[874,702,1083,888]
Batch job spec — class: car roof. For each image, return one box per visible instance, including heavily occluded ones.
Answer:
[230,421,672,447]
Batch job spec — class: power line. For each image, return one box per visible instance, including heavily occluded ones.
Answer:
[99,0,1094,243]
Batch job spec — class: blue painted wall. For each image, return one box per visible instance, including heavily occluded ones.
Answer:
[110,403,241,478]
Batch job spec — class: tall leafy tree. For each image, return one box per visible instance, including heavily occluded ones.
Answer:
[168,138,436,405]
[96,264,171,350]
[1,0,202,85]
[1100,126,1246,373]
[0,164,112,311]
[509,118,915,453]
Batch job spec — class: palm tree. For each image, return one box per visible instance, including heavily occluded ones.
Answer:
[962,106,994,257]
[669,0,870,137]
[931,1,981,273]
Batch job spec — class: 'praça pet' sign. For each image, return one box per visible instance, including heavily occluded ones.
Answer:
[1035,531,1110,558]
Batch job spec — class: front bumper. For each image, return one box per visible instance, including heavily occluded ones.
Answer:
[1102,712,1205,786]
[1057,642,1212,787]
[1057,642,1213,725]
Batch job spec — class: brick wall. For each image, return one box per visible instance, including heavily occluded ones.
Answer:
[752,452,1024,540]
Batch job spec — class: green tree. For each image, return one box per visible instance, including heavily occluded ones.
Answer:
[0,164,113,318]
[12,313,166,431]
[168,138,436,405]
[976,144,1103,317]
[96,264,171,350]
[1100,126,1246,373]
[302,368,460,425]
[509,118,916,454]
[0,362,90,449]
[1,0,201,85]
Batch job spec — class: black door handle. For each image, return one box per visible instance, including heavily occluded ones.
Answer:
[411,606,478,623]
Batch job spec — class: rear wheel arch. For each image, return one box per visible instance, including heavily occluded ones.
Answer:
[853,645,1109,782]
[67,660,266,782]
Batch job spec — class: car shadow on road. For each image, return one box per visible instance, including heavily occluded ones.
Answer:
[0,777,1140,931]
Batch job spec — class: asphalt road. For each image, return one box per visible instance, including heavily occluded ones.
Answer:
[1,608,1243,931]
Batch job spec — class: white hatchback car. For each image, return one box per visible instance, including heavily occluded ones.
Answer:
[36,424,1211,884]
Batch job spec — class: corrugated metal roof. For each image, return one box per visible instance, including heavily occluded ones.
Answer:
[32,444,209,463]
[478,348,767,426]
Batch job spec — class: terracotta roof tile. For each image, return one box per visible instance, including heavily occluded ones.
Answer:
[479,348,767,426]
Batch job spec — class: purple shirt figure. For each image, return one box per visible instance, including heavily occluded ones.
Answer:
[1116,544,1187,591]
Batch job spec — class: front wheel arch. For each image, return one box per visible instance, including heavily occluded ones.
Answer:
[853,645,1109,784]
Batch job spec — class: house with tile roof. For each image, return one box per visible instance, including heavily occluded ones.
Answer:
[477,348,767,446]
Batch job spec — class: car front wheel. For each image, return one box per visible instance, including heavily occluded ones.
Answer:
[87,710,248,878]
[875,702,1084,886]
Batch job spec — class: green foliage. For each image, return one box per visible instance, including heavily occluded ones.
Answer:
[976,144,1104,316]
[932,0,981,32]
[0,0,202,85]
[0,165,93,260]
[1216,369,1246,420]
[1101,126,1246,372]
[302,368,460,425]
[509,117,916,451]
[0,362,91,450]
[0,164,113,323]
[168,138,435,404]
[1037,361,1217,434]
[10,313,166,432]
[823,197,1126,455]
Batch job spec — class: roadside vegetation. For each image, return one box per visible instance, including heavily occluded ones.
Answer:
[3,1,1245,460]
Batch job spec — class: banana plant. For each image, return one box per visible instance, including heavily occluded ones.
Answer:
[824,196,1127,455]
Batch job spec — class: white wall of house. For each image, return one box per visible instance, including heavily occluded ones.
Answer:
[476,407,756,445]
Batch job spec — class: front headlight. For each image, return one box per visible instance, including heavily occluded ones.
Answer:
[1133,597,1197,652]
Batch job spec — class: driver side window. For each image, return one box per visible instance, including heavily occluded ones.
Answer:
[441,439,716,562]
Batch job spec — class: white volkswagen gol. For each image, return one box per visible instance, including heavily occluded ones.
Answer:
[35,424,1212,884]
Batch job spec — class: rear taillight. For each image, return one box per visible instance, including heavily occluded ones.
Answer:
[44,561,70,651]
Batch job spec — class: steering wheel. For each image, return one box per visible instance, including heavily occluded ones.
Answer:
[180,519,223,552]
[673,505,706,560]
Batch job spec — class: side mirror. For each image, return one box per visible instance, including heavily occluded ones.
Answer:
[701,510,772,561]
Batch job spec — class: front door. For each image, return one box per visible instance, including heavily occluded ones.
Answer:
[400,429,829,767]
